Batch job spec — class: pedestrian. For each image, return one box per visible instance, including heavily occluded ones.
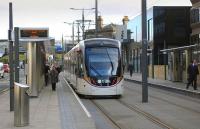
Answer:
[55,64,61,82]
[56,65,61,74]
[123,64,125,73]
[44,64,50,86]
[186,59,199,90]
[50,65,59,91]
[129,64,133,77]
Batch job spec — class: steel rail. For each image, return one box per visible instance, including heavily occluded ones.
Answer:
[117,99,176,129]
[0,88,9,94]
[91,100,123,129]
[125,82,200,114]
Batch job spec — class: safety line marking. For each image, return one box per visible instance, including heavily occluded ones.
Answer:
[62,76,92,118]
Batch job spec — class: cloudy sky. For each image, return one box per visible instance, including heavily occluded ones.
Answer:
[0,0,191,40]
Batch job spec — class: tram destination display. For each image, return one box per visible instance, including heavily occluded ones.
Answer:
[19,28,49,38]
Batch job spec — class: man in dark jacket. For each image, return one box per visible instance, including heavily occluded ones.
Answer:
[44,64,50,86]
[186,59,199,90]
[128,64,133,77]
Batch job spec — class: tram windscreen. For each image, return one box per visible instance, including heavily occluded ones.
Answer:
[85,47,121,77]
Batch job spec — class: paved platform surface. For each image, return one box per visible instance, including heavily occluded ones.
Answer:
[0,73,96,129]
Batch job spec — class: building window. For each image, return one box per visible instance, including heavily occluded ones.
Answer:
[154,8,165,18]
[191,8,200,24]
[191,34,199,44]
[148,18,153,41]
[154,22,165,36]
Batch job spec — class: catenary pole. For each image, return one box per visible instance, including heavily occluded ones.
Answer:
[82,9,85,40]
[70,8,94,40]
[72,22,74,46]
[8,2,14,111]
[141,0,148,102]
[77,22,80,43]
[95,0,98,37]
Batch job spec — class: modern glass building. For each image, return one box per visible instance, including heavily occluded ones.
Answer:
[190,0,200,44]
[128,6,191,73]
[190,0,200,62]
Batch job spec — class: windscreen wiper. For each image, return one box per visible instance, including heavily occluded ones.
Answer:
[106,48,114,75]
[90,65,102,77]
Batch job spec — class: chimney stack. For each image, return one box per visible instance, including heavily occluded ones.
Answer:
[122,16,129,25]
[97,16,103,31]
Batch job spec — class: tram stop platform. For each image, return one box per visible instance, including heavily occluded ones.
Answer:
[124,72,200,97]
[0,73,96,129]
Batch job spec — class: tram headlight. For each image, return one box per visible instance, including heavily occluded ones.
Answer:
[97,80,101,83]
[111,78,117,85]
[90,78,97,85]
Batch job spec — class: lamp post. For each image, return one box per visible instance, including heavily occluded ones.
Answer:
[70,8,95,40]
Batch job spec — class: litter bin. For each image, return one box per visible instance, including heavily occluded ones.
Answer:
[14,82,29,127]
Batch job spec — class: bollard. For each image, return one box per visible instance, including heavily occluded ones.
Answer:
[14,82,29,127]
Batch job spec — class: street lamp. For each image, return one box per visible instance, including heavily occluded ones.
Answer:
[70,7,95,40]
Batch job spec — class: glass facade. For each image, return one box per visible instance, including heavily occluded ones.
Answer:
[128,8,153,43]
[190,4,200,62]
[127,6,191,72]
[191,7,200,24]
[191,6,200,45]
[190,34,200,63]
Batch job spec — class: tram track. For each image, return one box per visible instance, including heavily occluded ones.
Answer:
[64,72,200,129]
[0,88,9,95]
[124,79,200,104]
[124,82,200,115]
[117,99,176,129]
[91,99,176,129]
[91,100,122,129]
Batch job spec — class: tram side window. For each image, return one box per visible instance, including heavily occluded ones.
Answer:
[76,53,84,78]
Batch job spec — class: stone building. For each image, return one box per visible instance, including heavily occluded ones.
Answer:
[85,16,133,69]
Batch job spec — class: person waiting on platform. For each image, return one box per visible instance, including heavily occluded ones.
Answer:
[44,64,50,86]
[50,65,59,91]
[186,59,199,90]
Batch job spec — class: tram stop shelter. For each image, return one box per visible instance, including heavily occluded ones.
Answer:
[18,27,54,97]
[160,44,199,83]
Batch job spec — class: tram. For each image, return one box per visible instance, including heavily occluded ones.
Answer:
[64,38,124,97]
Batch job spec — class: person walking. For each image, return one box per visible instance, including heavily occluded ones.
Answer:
[50,65,59,91]
[129,64,133,77]
[44,64,50,86]
[186,59,199,90]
